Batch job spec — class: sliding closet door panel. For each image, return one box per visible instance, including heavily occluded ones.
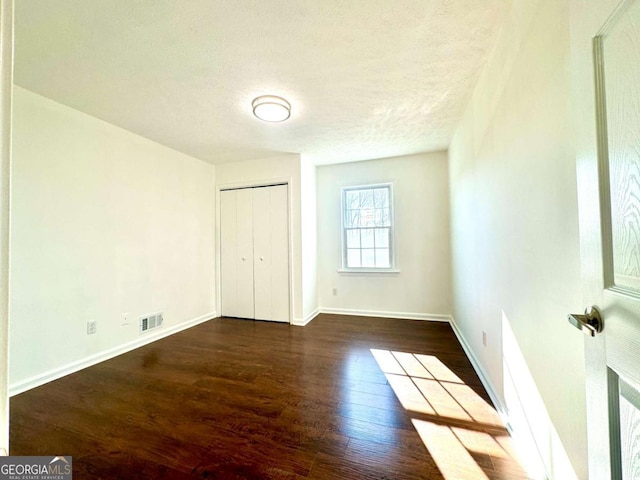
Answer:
[235,188,255,319]
[220,190,238,317]
[253,187,272,321]
[270,185,290,323]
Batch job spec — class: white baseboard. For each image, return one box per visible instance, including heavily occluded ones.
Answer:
[319,307,451,322]
[292,308,320,326]
[9,311,216,396]
[448,316,508,423]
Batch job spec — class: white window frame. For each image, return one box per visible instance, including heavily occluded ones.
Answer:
[339,182,397,273]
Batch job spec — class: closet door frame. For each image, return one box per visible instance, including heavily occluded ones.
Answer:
[216,178,293,324]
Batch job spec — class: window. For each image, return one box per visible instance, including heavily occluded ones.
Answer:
[342,184,393,269]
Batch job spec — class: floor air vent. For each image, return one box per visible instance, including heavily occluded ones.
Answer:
[139,312,164,334]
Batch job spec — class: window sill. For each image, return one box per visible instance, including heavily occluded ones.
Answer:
[337,268,400,276]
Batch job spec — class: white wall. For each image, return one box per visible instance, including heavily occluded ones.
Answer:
[317,152,452,319]
[9,86,216,390]
[301,158,318,323]
[448,0,586,477]
[215,154,306,324]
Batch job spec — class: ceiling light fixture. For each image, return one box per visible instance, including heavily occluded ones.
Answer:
[252,95,291,122]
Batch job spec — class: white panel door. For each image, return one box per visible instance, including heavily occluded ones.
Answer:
[269,185,290,323]
[572,0,640,478]
[253,185,289,322]
[220,190,238,317]
[235,188,254,319]
[253,187,272,321]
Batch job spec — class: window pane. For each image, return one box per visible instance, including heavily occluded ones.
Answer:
[345,190,360,209]
[362,249,375,267]
[375,208,391,226]
[360,189,374,208]
[347,249,361,267]
[361,208,375,227]
[375,228,389,247]
[361,229,374,248]
[375,249,390,268]
[345,209,359,228]
[374,188,389,208]
[346,229,360,248]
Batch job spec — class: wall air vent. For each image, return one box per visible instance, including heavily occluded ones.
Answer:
[139,312,164,334]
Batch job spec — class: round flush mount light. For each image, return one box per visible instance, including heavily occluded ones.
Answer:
[252,95,291,122]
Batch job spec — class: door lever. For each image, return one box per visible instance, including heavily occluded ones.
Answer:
[567,305,603,337]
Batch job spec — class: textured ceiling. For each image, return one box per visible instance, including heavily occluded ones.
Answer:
[15,0,508,165]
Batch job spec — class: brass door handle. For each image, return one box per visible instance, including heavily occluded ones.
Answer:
[568,305,603,337]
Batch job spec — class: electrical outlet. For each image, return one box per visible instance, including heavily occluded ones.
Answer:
[332,287,338,296]
[482,331,487,347]
[122,313,129,326]
[87,321,97,335]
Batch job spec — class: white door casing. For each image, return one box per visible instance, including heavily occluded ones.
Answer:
[572,0,640,478]
[0,0,13,457]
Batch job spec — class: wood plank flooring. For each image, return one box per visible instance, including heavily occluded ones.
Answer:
[10,314,531,479]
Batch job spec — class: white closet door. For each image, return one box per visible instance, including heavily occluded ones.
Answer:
[269,185,290,322]
[220,190,238,317]
[235,188,255,319]
[221,185,288,322]
[253,187,273,320]
[253,185,289,322]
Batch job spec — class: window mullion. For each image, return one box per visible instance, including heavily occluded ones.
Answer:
[358,226,363,267]
[373,223,377,267]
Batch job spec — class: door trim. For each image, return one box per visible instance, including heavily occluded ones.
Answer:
[220,182,287,192]
[0,0,14,455]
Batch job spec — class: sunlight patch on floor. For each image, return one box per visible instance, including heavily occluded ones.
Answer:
[384,373,435,415]
[412,377,472,421]
[370,349,406,376]
[413,419,490,480]
[452,427,512,459]
[391,351,433,379]
[371,348,527,480]
[413,354,463,384]
[442,381,503,427]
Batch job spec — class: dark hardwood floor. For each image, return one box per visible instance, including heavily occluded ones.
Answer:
[10,315,530,479]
